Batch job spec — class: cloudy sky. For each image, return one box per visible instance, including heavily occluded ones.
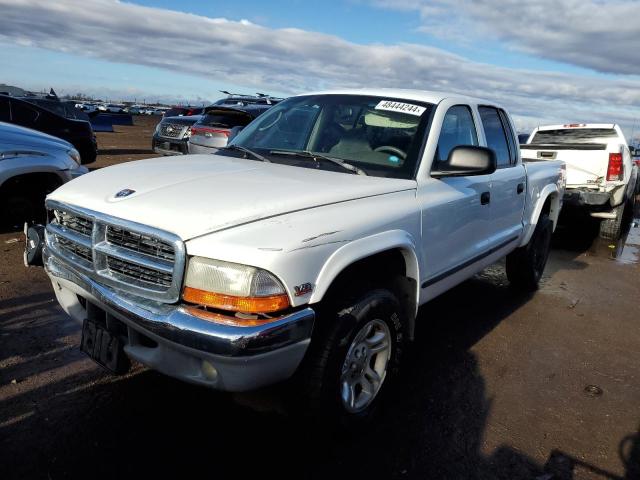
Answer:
[1,0,639,139]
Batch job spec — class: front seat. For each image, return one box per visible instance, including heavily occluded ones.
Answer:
[329,127,372,157]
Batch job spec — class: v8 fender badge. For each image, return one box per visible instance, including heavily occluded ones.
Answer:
[115,188,136,198]
[294,282,313,297]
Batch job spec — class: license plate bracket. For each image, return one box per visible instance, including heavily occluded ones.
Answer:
[80,317,130,374]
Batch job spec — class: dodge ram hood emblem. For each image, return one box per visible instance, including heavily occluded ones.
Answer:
[115,188,136,198]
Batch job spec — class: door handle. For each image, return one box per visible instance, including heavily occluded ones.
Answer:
[480,191,490,205]
[517,183,525,194]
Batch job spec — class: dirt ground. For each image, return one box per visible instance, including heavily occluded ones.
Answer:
[90,115,160,169]
[0,119,639,479]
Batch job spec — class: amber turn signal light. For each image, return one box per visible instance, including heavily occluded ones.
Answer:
[182,286,290,314]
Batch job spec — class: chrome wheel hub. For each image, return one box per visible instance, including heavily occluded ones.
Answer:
[340,319,392,413]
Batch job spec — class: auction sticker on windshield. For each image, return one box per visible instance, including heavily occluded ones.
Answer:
[375,100,426,116]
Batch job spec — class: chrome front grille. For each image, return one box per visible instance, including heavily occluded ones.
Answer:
[159,123,186,139]
[55,210,94,236]
[46,201,186,303]
[57,237,93,263]
[106,226,175,262]
[106,257,173,287]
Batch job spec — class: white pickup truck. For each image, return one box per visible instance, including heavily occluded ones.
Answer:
[521,124,638,239]
[40,89,565,421]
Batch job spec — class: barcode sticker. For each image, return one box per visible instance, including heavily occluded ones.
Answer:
[375,100,426,116]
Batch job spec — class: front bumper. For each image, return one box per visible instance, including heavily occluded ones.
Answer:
[44,250,315,392]
[152,136,189,155]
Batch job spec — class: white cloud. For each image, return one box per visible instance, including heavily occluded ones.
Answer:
[1,0,639,137]
[370,0,640,76]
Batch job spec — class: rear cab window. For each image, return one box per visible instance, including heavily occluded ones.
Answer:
[530,128,618,145]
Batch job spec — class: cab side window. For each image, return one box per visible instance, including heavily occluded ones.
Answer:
[479,106,512,168]
[434,105,478,166]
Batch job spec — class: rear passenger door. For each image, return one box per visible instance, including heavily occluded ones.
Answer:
[479,106,526,247]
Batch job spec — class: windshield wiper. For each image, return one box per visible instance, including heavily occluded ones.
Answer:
[269,150,367,176]
[223,144,271,163]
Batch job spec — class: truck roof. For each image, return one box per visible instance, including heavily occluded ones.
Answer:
[297,88,500,107]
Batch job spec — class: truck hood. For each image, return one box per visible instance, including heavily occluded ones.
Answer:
[48,154,416,240]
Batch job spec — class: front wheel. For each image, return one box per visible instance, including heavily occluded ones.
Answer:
[506,214,553,291]
[296,289,405,424]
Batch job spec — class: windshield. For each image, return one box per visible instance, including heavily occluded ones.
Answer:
[226,94,433,178]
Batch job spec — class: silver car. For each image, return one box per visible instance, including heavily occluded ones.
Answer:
[188,105,271,154]
[0,121,87,225]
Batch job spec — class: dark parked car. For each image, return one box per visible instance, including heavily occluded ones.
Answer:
[0,95,97,164]
[152,115,202,155]
[188,104,272,154]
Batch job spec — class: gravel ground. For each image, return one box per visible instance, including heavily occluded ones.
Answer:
[0,118,639,479]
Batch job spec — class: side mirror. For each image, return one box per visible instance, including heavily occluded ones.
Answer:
[629,146,636,156]
[431,146,497,178]
[228,126,244,142]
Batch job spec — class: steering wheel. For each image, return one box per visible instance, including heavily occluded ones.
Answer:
[374,145,406,159]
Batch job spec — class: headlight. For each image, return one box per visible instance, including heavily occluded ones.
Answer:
[182,257,290,314]
[67,148,81,165]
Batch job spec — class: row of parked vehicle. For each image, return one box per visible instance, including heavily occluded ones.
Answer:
[152,93,282,155]
[78,103,170,115]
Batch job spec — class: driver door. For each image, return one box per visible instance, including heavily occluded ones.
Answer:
[420,105,492,291]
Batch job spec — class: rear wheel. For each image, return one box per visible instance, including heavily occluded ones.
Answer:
[599,202,626,240]
[506,214,553,291]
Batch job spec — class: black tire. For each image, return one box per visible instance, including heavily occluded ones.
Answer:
[599,202,626,240]
[296,288,405,426]
[506,214,553,291]
[2,191,38,228]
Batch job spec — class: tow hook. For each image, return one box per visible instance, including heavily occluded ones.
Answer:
[24,222,45,267]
